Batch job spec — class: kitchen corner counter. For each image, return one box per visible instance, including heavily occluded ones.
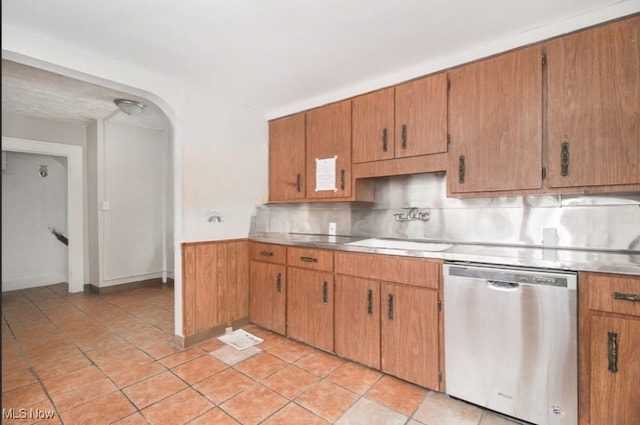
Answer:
[249,232,640,276]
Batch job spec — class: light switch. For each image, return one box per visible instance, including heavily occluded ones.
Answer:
[102,201,110,211]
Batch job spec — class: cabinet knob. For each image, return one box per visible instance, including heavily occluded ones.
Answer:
[296,173,301,192]
[607,330,618,373]
[401,125,408,150]
[382,128,388,152]
[560,142,570,177]
[458,155,466,184]
[387,294,394,320]
[340,169,346,191]
[276,273,282,293]
[322,281,329,304]
[260,250,274,257]
[612,292,640,302]
[367,289,373,315]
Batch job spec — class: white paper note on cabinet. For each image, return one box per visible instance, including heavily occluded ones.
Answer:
[315,156,338,192]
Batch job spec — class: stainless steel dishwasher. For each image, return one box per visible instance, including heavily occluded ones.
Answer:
[444,262,577,425]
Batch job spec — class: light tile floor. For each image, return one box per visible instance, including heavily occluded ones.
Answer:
[2,283,522,425]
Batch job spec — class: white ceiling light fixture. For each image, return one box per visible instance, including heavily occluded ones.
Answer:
[114,98,146,116]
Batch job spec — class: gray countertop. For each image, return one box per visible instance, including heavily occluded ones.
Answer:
[249,232,640,276]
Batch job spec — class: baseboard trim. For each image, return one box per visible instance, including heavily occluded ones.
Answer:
[84,277,174,295]
[175,316,251,349]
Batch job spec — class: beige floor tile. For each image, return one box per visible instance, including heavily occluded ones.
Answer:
[335,397,408,425]
[49,377,117,412]
[262,403,329,425]
[220,384,288,425]
[262,365,320,399]
[194,369,254,404]
[294,350,345,377]
[327,362,383,394]
[172,354,227,384]
[59,391,135,425]
[295,380,359,423]
[108,361,167,388]
[158,347,207,368]
[123,370,187,409]
[365,375,426,416]
[266,338,315,363]
[188,408,240,425]
[141,388,213,425]
[234,352,287,381]
[210,345,262,366]
[412,391,483,425]
[1,368,38,392]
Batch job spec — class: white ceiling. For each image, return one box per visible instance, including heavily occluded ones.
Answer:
[2,0,638,127]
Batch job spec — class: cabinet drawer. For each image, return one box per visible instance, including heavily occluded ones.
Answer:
[287,247,334,272]
[335,251,441,289]
[582,272,640,317]
[249,242,287,264]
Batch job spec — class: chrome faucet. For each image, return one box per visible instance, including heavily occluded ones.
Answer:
[393,207,430,222]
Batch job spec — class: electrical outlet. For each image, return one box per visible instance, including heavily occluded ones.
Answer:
[225,327,233,334]
[328,222,337,236]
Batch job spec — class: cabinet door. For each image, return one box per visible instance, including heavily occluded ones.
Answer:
[334,275,380,369]
[249,261,286,335]
[381,283,440,389]
[448,46,543,194]
[287,268,334,351]
[305,100,352,199]
[395,73,448,158]
[352,88,395,163]
[589,314,640,425]
[269,113,306,201]
[546,16,640,189]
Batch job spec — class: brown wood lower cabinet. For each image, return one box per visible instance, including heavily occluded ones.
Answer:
[579,272,640,425]
[286,267,334,352]
[381,282,440,390]
[249,242,287,334]
[334,251,442,390]
[334,275,381,369]
[249,261,286,334]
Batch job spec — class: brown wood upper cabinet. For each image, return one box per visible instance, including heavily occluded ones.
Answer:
[546,15,640,190]
[448,45,544,195]
[269,113,306,202]
[352,73,448,164]
[305,100,353,200]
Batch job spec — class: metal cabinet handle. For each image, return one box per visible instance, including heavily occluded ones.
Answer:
[612,292,640,302]
[300,256,318,263]
[340,169,346,190]
[458,155,466,184]
[296,173,301,192]
[382,128,388,152]
[260,250,274,257]
[387,294,394,320]
[561,142,570,177]
[608,330,618,373]
[276,273,282,293]
[322,281,328,304]
[367,289,373,315]
[401,124,407,150]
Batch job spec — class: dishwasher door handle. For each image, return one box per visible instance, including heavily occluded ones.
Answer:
[487,280,520,291]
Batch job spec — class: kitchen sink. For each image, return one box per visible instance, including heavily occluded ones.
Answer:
[344,238,453,251]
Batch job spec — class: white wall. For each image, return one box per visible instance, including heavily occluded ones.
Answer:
[102,122,173,286]
[1,152,68,290]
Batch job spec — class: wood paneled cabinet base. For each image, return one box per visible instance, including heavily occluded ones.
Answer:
[182,240,249,338]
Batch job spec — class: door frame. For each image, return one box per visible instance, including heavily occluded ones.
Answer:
[2,137,84,293]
